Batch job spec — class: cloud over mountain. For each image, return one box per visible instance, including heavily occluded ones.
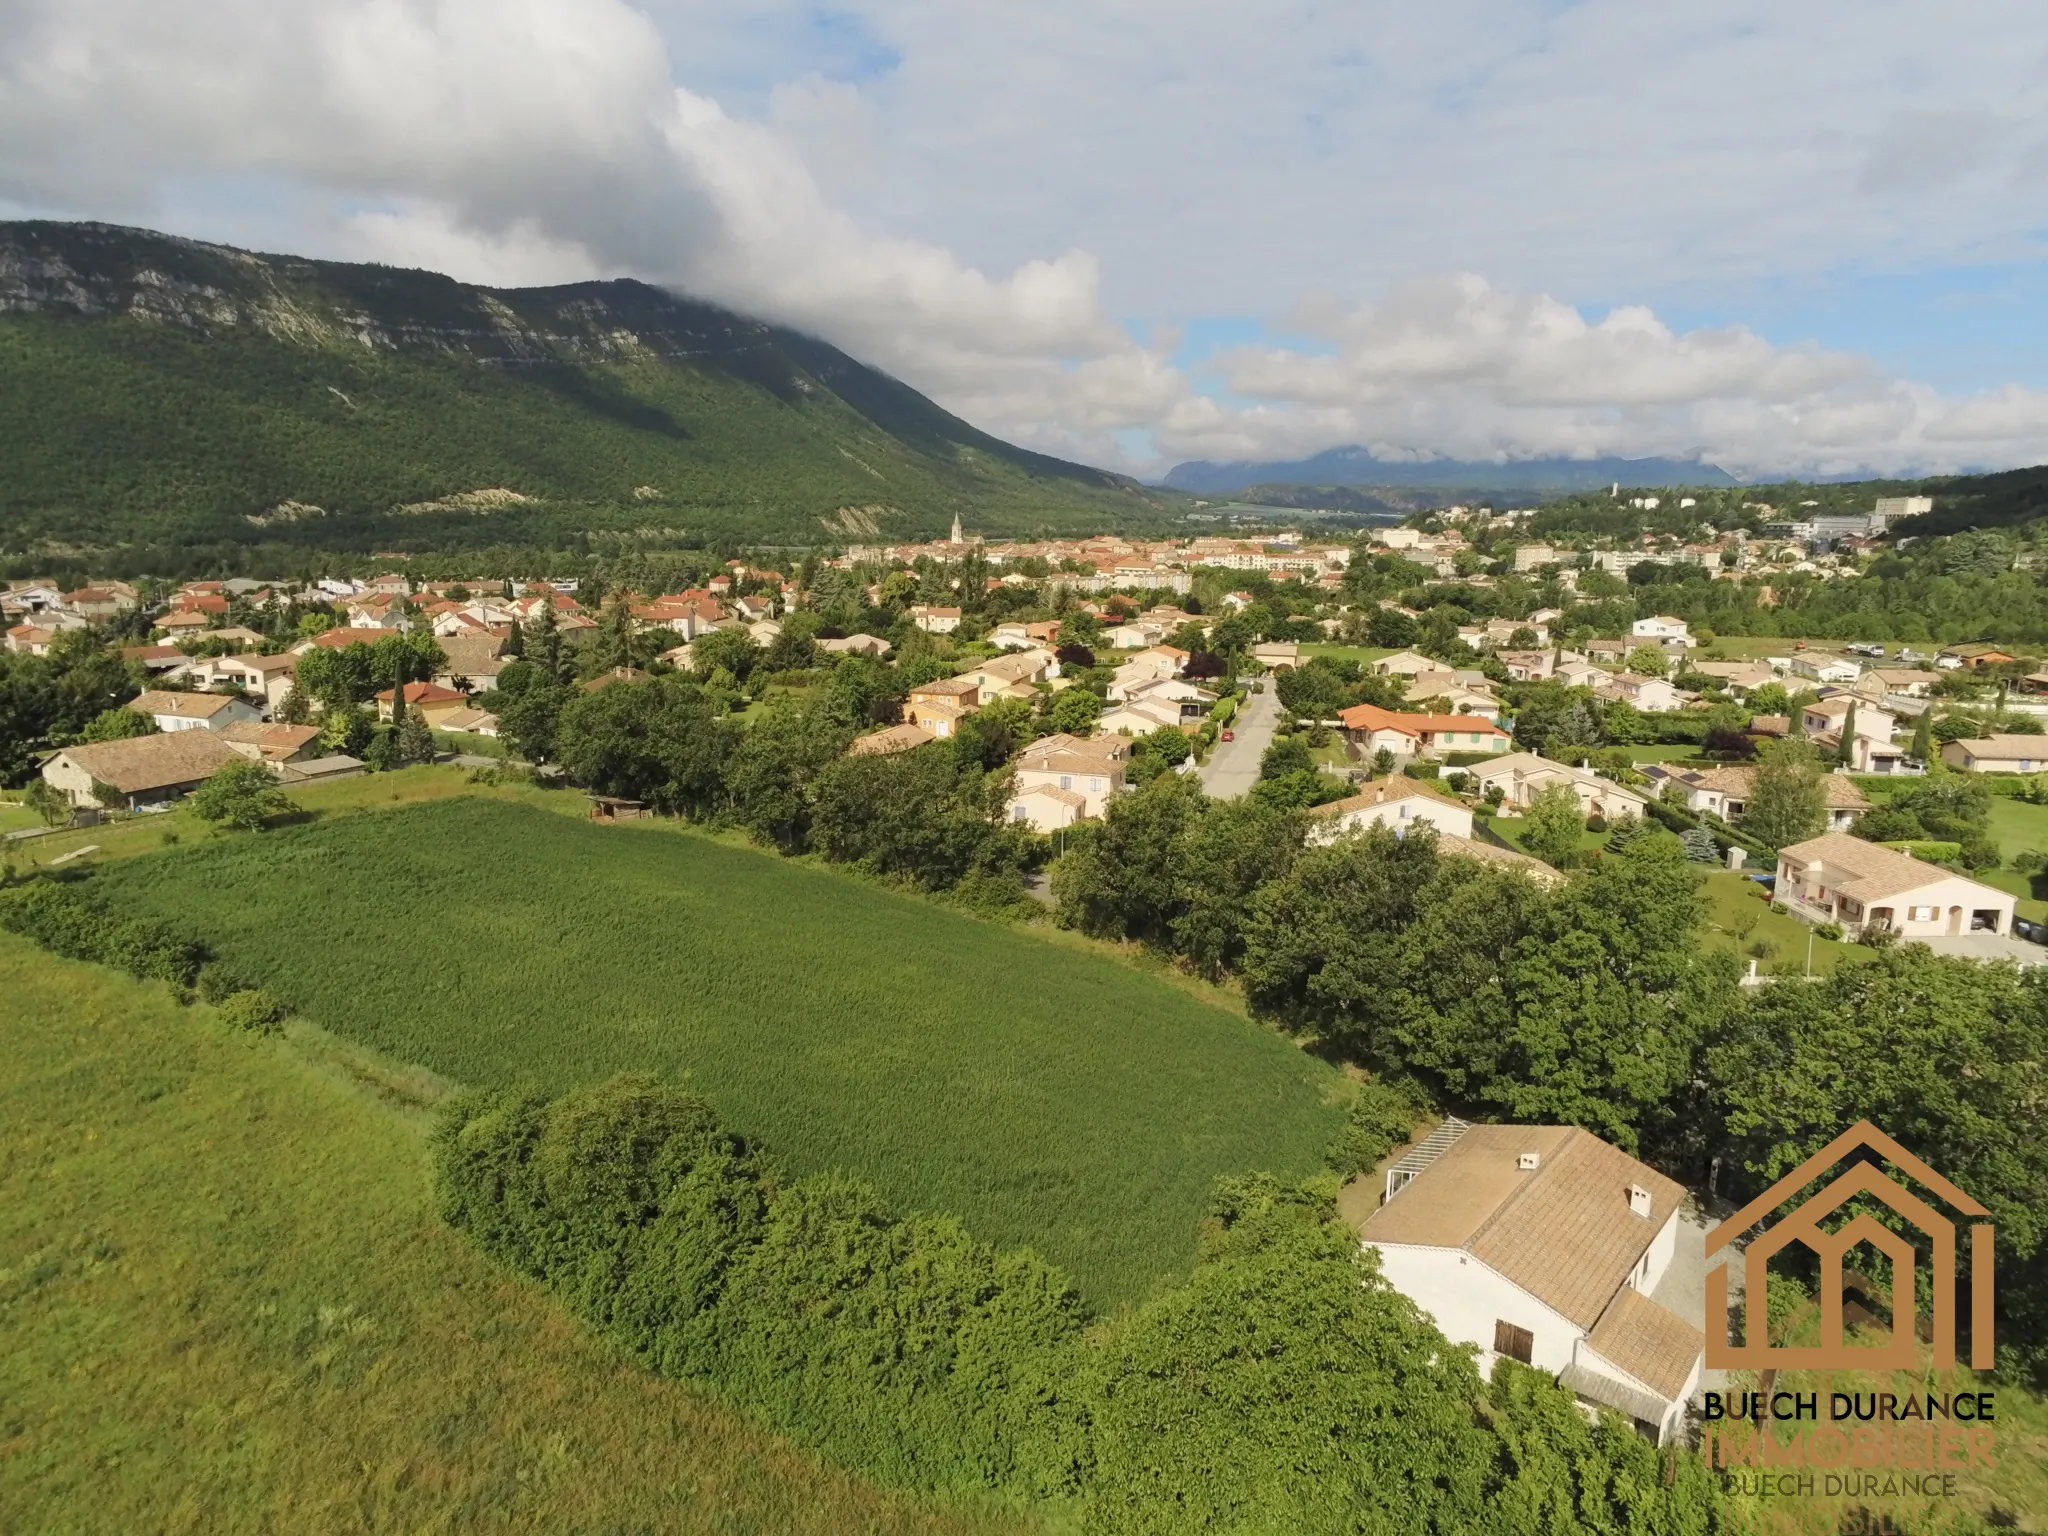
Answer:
[4,0,2047,478]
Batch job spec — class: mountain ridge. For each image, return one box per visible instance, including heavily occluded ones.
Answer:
[1163,446,1742,497]
[0,220,1153,559]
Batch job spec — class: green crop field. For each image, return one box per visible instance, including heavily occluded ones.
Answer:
[0,933,1028,1535]
[90,798,1345,1307]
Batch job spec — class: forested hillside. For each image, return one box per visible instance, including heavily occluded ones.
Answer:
[0,222,1159,559]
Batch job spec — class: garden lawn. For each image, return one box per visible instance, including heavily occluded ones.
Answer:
[1300,643,1394,666]
[89,798,1345,1309]
[0,934,1029,1536]
[1698,870,1861,977]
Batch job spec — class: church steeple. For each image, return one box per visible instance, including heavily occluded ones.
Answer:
[950,513,964,545]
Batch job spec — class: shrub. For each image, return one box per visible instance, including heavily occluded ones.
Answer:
[0,877,205,986]
[1816,921,1844,942]
[217,988,287,1034]
[1325,1080,1422,1181]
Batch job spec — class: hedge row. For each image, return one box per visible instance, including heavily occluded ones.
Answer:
[434,1077,1732,1533]
[0,877,204,986]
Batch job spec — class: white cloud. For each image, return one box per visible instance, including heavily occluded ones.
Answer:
[3,0,2048,481]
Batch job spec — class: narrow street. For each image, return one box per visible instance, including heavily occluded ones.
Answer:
[1197,682,1281,799]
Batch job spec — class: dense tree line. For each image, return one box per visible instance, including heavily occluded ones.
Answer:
[1054,778,2048,1384]
[435,1073,1727,1532]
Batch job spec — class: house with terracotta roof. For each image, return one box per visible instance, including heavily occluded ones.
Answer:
[1940,735,2048,774]
[130,689,264,733]
[1006,733,1129,829]
[1464,752,1649,821]
[1645,764,1868,831]
[849,723,937,756]
[1336,703,1513,761]
[904,677,981,738]
[219,721,323,766]
[1774,833,2016,939]
[155,610,214,638]
[42,730,242,809]
[1354,1121,1703,1444]
[909,604,962,634]
[1308,776,1473,841]
[375,681,470,723]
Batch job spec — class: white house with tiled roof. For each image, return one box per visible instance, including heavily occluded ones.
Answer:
[1308,776,1474,843]
[1354,1122,1703,1444]
[1774,833,2015,939]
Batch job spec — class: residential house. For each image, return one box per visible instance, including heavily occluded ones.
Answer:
[1790,652,1863,685]
[849,723,937,756]
[1938,642,2020,670]
[1104,619,1167,649]
[1337,703,1514,762]
[1251,641,1301,671]
[1497,650,1554,683]
[1372,650,1443,678]
[1355,1122,1702,1444]
[1107,646,1188,700]
[218,721,323,767]
[1799,697,1905,773]
[1308,776,1473,843]
[904,677,980,738]
[5,623,56,655]
[434,635,512,693]
[1466,752,1649,821]
[375,681,470,725]
[953,650,1059,702]
[817,634,890,657]
[62,587,129,621]
[1512,543,1560,573]
[130,689,264,733]
[1404,676,1502,721]
[155,610,214,639]
[1646,764,1869,831]
[1866,667,1943,699]
[1689,660,1779,697]
[1941,735,2048,774]
[1595,675,1682,714]
[42,730,242,810]
[579,667,647,693]
[1554,658,1616,690]
[1774,833,2016,938]
[201,653,299,714]
[119,644,191,677]
[291,626,398,655]
[991,620,1062,651]
[909,605,962,634]
[1006,733,1129,830]
[1630,615,1693,648]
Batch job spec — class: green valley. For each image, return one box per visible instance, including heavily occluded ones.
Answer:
[0,221,1164,562]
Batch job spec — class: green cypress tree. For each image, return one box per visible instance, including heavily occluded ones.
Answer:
[1838,700,1858,767]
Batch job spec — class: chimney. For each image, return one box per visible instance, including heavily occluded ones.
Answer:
[1517,1151,1541,1171]
[1627,1184,1653,1219]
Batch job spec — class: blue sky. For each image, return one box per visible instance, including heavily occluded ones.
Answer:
[6,0,2048,477]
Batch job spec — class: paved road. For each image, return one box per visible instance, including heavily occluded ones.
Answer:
[1198,683,1281,799]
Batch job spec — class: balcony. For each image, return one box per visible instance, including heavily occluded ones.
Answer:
[1779,893,1854,930]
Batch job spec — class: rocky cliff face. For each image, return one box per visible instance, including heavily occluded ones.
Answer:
[0,219,789,369]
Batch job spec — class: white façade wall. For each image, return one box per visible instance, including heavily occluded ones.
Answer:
[1370,1243,1582,1378]
[1635,1209,1680,1296]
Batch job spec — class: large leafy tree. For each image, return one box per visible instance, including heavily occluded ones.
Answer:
[723,701,851,852]
[1520,781,1586,868]
[1736,739,1826,847]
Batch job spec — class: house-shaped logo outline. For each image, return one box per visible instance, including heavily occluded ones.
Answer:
[1704,1120,1994,1370]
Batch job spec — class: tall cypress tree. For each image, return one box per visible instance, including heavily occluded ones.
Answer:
[1838,700,1858,768]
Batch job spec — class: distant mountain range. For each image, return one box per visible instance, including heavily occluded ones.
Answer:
[1162,448,1742,499]
[0,221,1158,559]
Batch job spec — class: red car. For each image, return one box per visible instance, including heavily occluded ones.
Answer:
[1221,728,1235,741]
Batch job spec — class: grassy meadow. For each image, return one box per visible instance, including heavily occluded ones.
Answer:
[88,797,1345,1308]
[0,933,1035,1536]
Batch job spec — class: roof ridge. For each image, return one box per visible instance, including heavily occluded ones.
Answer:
[1464,1126,1591,1253]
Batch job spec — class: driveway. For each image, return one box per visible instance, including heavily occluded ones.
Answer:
[1198,683,1281,799]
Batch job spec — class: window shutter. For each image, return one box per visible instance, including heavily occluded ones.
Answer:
[1493,1320,1534,1364]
